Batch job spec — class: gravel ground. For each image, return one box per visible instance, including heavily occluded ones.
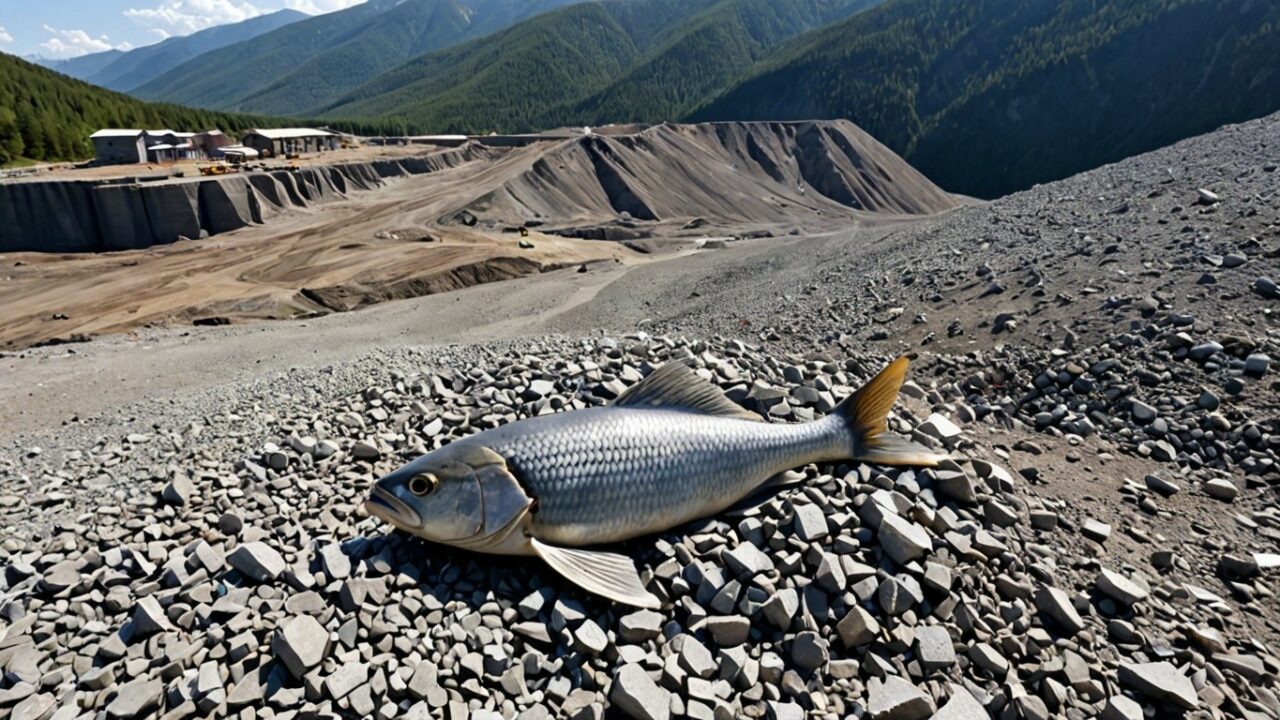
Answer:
[1,112,1278,719]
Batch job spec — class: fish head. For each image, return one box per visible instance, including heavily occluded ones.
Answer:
[365,443,532,546]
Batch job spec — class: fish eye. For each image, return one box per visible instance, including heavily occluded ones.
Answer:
[408,474,439,497]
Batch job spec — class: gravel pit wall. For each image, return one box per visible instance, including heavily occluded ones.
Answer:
[0,146,484,253]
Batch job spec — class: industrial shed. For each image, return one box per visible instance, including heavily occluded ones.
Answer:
[90,129,147,165]
[240,128,338,157]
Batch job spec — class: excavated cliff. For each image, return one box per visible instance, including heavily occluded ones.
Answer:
[0,145,487,253]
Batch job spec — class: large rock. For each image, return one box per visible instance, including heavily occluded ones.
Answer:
[105,678,164,718]
[867,676,935,720]
[228,542,286,582]
[273,615,331,678]
[610,664,670,720]
[1118,662,1199,709]
[877,512,932,565]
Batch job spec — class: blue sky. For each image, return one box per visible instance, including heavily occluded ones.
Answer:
[0,0,365,58]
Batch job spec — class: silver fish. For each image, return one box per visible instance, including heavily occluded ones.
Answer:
[364,357,940,607]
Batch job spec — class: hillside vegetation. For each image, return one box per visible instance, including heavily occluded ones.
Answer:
[692,0,1280,197]
[87,10,306,92]
[319,0,877,130]
[0,54,382,165]
[134,0,587,115]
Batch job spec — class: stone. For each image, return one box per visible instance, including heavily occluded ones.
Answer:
[325,662,369,700]
[319,542,352,580]
[1130,400,1157,423]
[918,413,963,447]
[792,503,828,541]
[933,687,986,719]
[704,616,750,646]
[273,614,330,678]
[163,474,194,505]
[11,694,55,720]
[228,542,286,582]
[1097,569,1150,606]
[914,625,956,670]
[610,664,670,720]
[572,619,609,656]
[131,595,173,637]
[1081,518,1111,543]
[837,606,880,647]
[1144,474,1179,497]
[1035,585,1085,635]
[762,589,799,630]
[789,631,828,671]
[1255,276,1280,299]
[968,643,1009,678]
[867,675,935,720]
[877,512,932,565]
[619,610,664,643]
[106,678,163,718]
[1118,662,1198,710]
[1203,478,1238,502]
[1101,695,1144,720]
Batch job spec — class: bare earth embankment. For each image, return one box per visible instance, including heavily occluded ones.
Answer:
[0,114,1277,720]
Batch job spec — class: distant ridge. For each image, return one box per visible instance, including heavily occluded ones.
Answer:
[132,0,592,114]
[87,10,307,92]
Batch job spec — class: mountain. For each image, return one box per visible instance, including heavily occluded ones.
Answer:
[132,0,590,115]
[692,0,1280,198]
[85,10,307,92]
[30,50,125,80]
[318,0,879,130]
[0,53,382,165]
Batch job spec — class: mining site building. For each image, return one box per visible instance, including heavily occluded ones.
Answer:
[240,128,338,157]
[90,129,147,165]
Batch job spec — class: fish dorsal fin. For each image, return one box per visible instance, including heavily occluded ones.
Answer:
[530,538,662,609]
[614,362,761,421]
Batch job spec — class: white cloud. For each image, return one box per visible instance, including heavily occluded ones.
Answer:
[123,0,264,37]
[0,26,13,45]
[283,0,365,14]
[39,26,132,58]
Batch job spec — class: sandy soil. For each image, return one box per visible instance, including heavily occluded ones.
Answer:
[0,148,640,349]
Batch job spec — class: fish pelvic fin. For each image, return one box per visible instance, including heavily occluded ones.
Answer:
[530,538,662,609]
[837,357,943,467]
[614,361,762,421]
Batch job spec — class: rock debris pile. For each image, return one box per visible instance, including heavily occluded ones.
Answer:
[2,332,1278,719]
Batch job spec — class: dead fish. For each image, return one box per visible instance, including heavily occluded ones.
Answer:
[365,357,941,608]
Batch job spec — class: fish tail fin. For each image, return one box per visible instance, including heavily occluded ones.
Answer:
[835,357,942,467]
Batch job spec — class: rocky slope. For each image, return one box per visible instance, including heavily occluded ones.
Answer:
[0,113,1277,720]
[462,121,961,231]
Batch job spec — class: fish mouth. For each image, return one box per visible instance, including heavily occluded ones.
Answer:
[364,486,422,530]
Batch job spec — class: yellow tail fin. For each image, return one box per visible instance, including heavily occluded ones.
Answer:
[836,357,943,467]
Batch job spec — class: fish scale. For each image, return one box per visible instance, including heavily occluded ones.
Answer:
[458,406,849,545]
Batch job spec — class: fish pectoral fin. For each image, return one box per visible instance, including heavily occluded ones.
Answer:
[530,538,662,609]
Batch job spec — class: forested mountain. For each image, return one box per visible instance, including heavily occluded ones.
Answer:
[318,0,879,130]
[693,0,1280,197]
[85,10,306,92]
[133,0,589,115]
[0,53,383,165]
[31,51,125,80]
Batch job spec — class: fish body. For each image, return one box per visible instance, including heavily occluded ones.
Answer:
[457,406,847,547]
[365,358,940,607]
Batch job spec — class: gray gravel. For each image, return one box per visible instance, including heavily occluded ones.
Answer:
[2,112,1279,718]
